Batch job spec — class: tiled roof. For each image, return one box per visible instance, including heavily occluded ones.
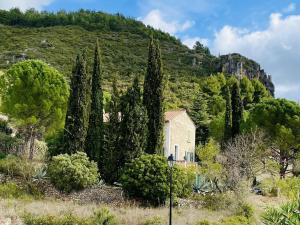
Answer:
[164,109,186,122]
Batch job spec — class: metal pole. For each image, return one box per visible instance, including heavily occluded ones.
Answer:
[169,166,172,225]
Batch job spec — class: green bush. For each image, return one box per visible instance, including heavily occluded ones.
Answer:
[262,197,300,225]
[220,216,250,225]
[139,216,164,225]
[121,154,192,205]
[0,155,35,180]
[259,177,300,199]
[235,202,254,220]
[201,193,234,211]
[0,151,6,159]
[48,152,99,192]
[23,208,118,225]
[195,220,212,225]
[0,182,42,199]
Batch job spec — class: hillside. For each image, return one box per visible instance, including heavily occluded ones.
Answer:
[0,9,274,107]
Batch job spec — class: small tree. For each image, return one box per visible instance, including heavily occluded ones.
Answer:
[0,60,69,159]
[63,50,91,154]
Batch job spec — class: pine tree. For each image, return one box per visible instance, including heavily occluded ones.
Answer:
[224,85,232,141]
[231,82,243,138]
[63,50,91,154]
[190,92,210,145]
[143,38,165,154]
[103,80,121,183]
[120,77,148,163]
[85,40,104,167]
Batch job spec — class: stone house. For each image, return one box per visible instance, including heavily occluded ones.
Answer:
[163,109,196,162]
[103,109,196,162]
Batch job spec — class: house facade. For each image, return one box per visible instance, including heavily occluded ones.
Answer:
[163,109,196,162]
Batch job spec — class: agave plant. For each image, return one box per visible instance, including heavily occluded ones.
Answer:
[262,197,300,225]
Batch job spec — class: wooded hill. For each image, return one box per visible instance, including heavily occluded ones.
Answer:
[0,9,274,108]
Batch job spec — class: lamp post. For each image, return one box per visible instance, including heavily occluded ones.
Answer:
[167,154,175,225]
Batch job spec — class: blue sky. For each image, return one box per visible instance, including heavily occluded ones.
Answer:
[1,0,300,101]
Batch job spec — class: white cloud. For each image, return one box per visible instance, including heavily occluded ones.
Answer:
[283,3,296,13]
[182,36,209,49]
[141,9,194,35]
[0,0,54,11]
[211,13,300,101]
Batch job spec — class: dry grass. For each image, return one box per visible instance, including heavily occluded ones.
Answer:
[0,198,231,225]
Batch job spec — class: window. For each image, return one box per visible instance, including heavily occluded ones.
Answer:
[175,145,179,161]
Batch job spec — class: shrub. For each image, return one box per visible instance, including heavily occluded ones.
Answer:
[0,155,35,180]
[262,197,300,225]
[235,202,254,220]
[0,182,42,199]
[0,151,6,159]
[121,154,192,205]
[23,208,118,225]
[220,216,250,225]
[259,177,300,199]
[195,220,212,225]
[139,216,164,225]
[201,193,234,211]
[92,208,118,225]
[48,152,99,192]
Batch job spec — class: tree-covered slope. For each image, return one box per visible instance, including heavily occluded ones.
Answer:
[0,9,274,108]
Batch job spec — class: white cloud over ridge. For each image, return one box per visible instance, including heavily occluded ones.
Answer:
[182,36,209,48]
[141,9,194,35]
[0,0,54,11]
[211,13,300,101]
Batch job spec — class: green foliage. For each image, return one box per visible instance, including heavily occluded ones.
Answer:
[190,92,210,144]
[0,182,31,199]
[0,155,35,180]
[121,154,191,205]
[252,79,270,103]
[23,208,118,225]
[139,216,164,225]
[235,202,254,220]
[0,132,23,154]
[201,193,235,211]
[196,139,224,184]
[48,152,99,192]
[231,82,243,138]
[240,76,254,107]
[0,9,177,44]
[63,50,91,154]
[0,60,69,135]
[224,86,232,141]
[247,98,300,177]
[103,81,121,183]
[262,197,300,225]
[143,38,165,154]
[120,77,148,163]
[220,216,250,225]
[85,40,104,167]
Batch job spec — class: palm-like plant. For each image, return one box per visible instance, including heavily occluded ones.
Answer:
[262,197,300,225]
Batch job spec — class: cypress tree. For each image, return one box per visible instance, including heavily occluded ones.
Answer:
[63,50,91,154]
[224,85,232,141]
[143,38,165,154]
[103,80,121,183]
[231,82,243,138]
[120,77,148,163]
[190,92,210,145]
[85,40,104,166]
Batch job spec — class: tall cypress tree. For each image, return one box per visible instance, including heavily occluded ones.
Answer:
[143,38,165,155]
[224,86,232,141]
[231,82,243,138]
[63,50,91,154]
[120,77,148,162]
[85,40,104,166]
[190,92,210,145]
[103,80,121,183]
